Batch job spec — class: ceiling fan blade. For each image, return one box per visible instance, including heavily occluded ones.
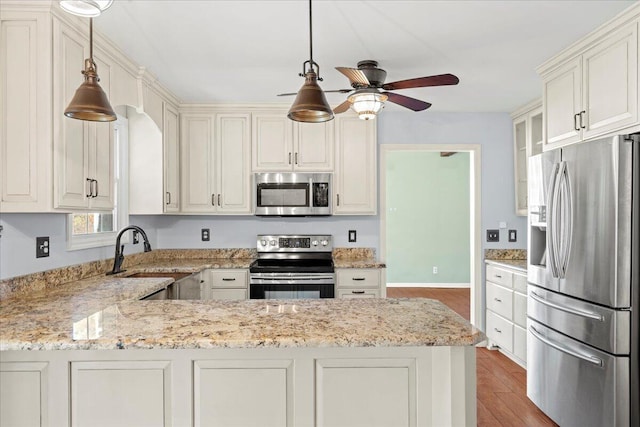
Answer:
[382,73,459,90]
[336,67,370,86]
[383,92,432,111]
[277,92,298,97]
[333,100,351,114]
[324,89,353,94]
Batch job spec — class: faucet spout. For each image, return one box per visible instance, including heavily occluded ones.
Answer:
[106,225,152,275]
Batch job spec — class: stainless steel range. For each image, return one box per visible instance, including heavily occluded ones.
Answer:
[249,235,335,299]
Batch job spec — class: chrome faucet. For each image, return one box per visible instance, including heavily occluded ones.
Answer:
[106,225,152,275]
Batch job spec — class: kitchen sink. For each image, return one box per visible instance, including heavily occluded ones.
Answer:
[135,272,203,301]
[127,272,192,281]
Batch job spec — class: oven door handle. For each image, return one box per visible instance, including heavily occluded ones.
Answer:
[251,275,335,281]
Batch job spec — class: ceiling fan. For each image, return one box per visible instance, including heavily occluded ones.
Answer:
[328,60,459,119]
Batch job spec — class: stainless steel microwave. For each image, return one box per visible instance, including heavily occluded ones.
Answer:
[254,173,332,216]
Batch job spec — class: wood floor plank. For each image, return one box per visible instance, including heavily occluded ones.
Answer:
[386,287,557,426]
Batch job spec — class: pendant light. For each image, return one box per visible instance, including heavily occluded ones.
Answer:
[64,17,116,122]
[60,1,113,17]
[287,0,334,123]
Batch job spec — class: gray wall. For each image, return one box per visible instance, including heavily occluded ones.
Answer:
[0,112,525,280]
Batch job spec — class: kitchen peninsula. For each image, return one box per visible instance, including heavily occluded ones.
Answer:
[0,253,482,427]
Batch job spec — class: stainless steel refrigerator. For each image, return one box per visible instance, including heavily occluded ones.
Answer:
[526,134,639,427]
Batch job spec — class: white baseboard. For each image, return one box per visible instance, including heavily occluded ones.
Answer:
[386,283,471,289]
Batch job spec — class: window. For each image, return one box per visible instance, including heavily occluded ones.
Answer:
[67,115,129,250]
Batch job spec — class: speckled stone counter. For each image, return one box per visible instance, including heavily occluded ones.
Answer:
[333,247,386,268]
[0,268,481,351]
[485,259,527,272]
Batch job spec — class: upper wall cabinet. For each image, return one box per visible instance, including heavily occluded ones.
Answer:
[53,18,114,210]
[163,103,180,212]
[539,9,639,150]
[511,100,542,216]
[181,112,251,214]
[0,10,53,213]
[251,113,334,171]
[334,116,377,215]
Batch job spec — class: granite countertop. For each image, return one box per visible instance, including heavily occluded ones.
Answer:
[485,259,527,272]
[0,272,481,351]
[334,258,386,269]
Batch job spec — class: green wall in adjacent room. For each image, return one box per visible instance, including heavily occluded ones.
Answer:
[386,151,470,284]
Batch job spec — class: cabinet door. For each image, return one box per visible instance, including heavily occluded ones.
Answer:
[181,114,216,212]
[217,113,252,213]
[0,362,48,427]
[293,121,334,171]
[53,19,89,209]
[71,361,170,427]
[210,288,247,300]
[513,114,528,216]
[334,116,377,214]
[543,56,582,149]
[0,12,52,212]
[251,113,293,171]
[87,53,114,210]
[582,22,638,140]
[163,103,180,212]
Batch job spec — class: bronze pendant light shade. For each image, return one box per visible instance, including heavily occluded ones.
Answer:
[64,18,116,122]
[287,0,333,123]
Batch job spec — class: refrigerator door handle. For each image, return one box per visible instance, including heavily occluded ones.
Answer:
[529,326,603,366]
[558,161,573,279]
[530,291,604,321]
[547,163,561,278]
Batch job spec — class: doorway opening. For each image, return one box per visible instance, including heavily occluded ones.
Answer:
[380,144,482,326]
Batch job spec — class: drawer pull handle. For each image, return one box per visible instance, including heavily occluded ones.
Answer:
[352,277,365,281]
[352,291,365,294]
[494,328,502,333]
[222,278,236,281]
[200,280,205,283]
[495,275,502,278]
[494,298,502,302]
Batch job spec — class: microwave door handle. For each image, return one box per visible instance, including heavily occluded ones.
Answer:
[546,163,560,278]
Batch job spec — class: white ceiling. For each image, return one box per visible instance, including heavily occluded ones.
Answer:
[94,0,636,113]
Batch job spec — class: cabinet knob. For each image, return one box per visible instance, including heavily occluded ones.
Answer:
[494,328,502,334]
[494,298,502,302]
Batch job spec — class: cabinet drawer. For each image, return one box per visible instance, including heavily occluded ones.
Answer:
[486,311,513,352]
[338,289,380,299]
[211,288,247,300]
[513,292,527,328]
[209,270,248,288]
[513,272,527,293]
[513,325,527,363]
[486,282,513,320]
[486,265,513,288]
[336,269,380,288]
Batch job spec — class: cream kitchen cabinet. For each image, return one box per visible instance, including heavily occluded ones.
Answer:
[251,113,334,171]
[336,268,386,298]
[540,18,638,150]
[181,113,251,214]
[163,103,180,212]
[334,115,377,215]
[204,269,248,300]
[53,18,114,210]
[0,10,54,212]
[485,262,527,368]
[511,100,543,216]
[0,362,49,427]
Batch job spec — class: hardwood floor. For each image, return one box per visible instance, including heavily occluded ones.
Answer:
[386,287,558,427]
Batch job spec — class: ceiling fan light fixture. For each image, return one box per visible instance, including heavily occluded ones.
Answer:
[288,70,334,122]
[64,18,116,122]
[348,90,388,120]
[60,0,113,17]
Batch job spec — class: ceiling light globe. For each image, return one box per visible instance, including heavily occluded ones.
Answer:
[60,0,113,17]
[348,90,388,120]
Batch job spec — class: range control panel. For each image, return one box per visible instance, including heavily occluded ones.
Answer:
[257,235,332,252]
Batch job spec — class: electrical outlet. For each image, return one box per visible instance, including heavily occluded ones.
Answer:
[36,236,50,258]
[133,230,139,244]
[433,266,438,274]
[348,230,357,242]
[201,228,210,241]
[486,229,499,242]
[508,229,517,242]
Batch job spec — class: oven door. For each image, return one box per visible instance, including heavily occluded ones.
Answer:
[249,274,335,299]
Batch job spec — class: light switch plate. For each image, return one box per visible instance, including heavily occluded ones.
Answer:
[348,230,357,242]
[508,229,517,242]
